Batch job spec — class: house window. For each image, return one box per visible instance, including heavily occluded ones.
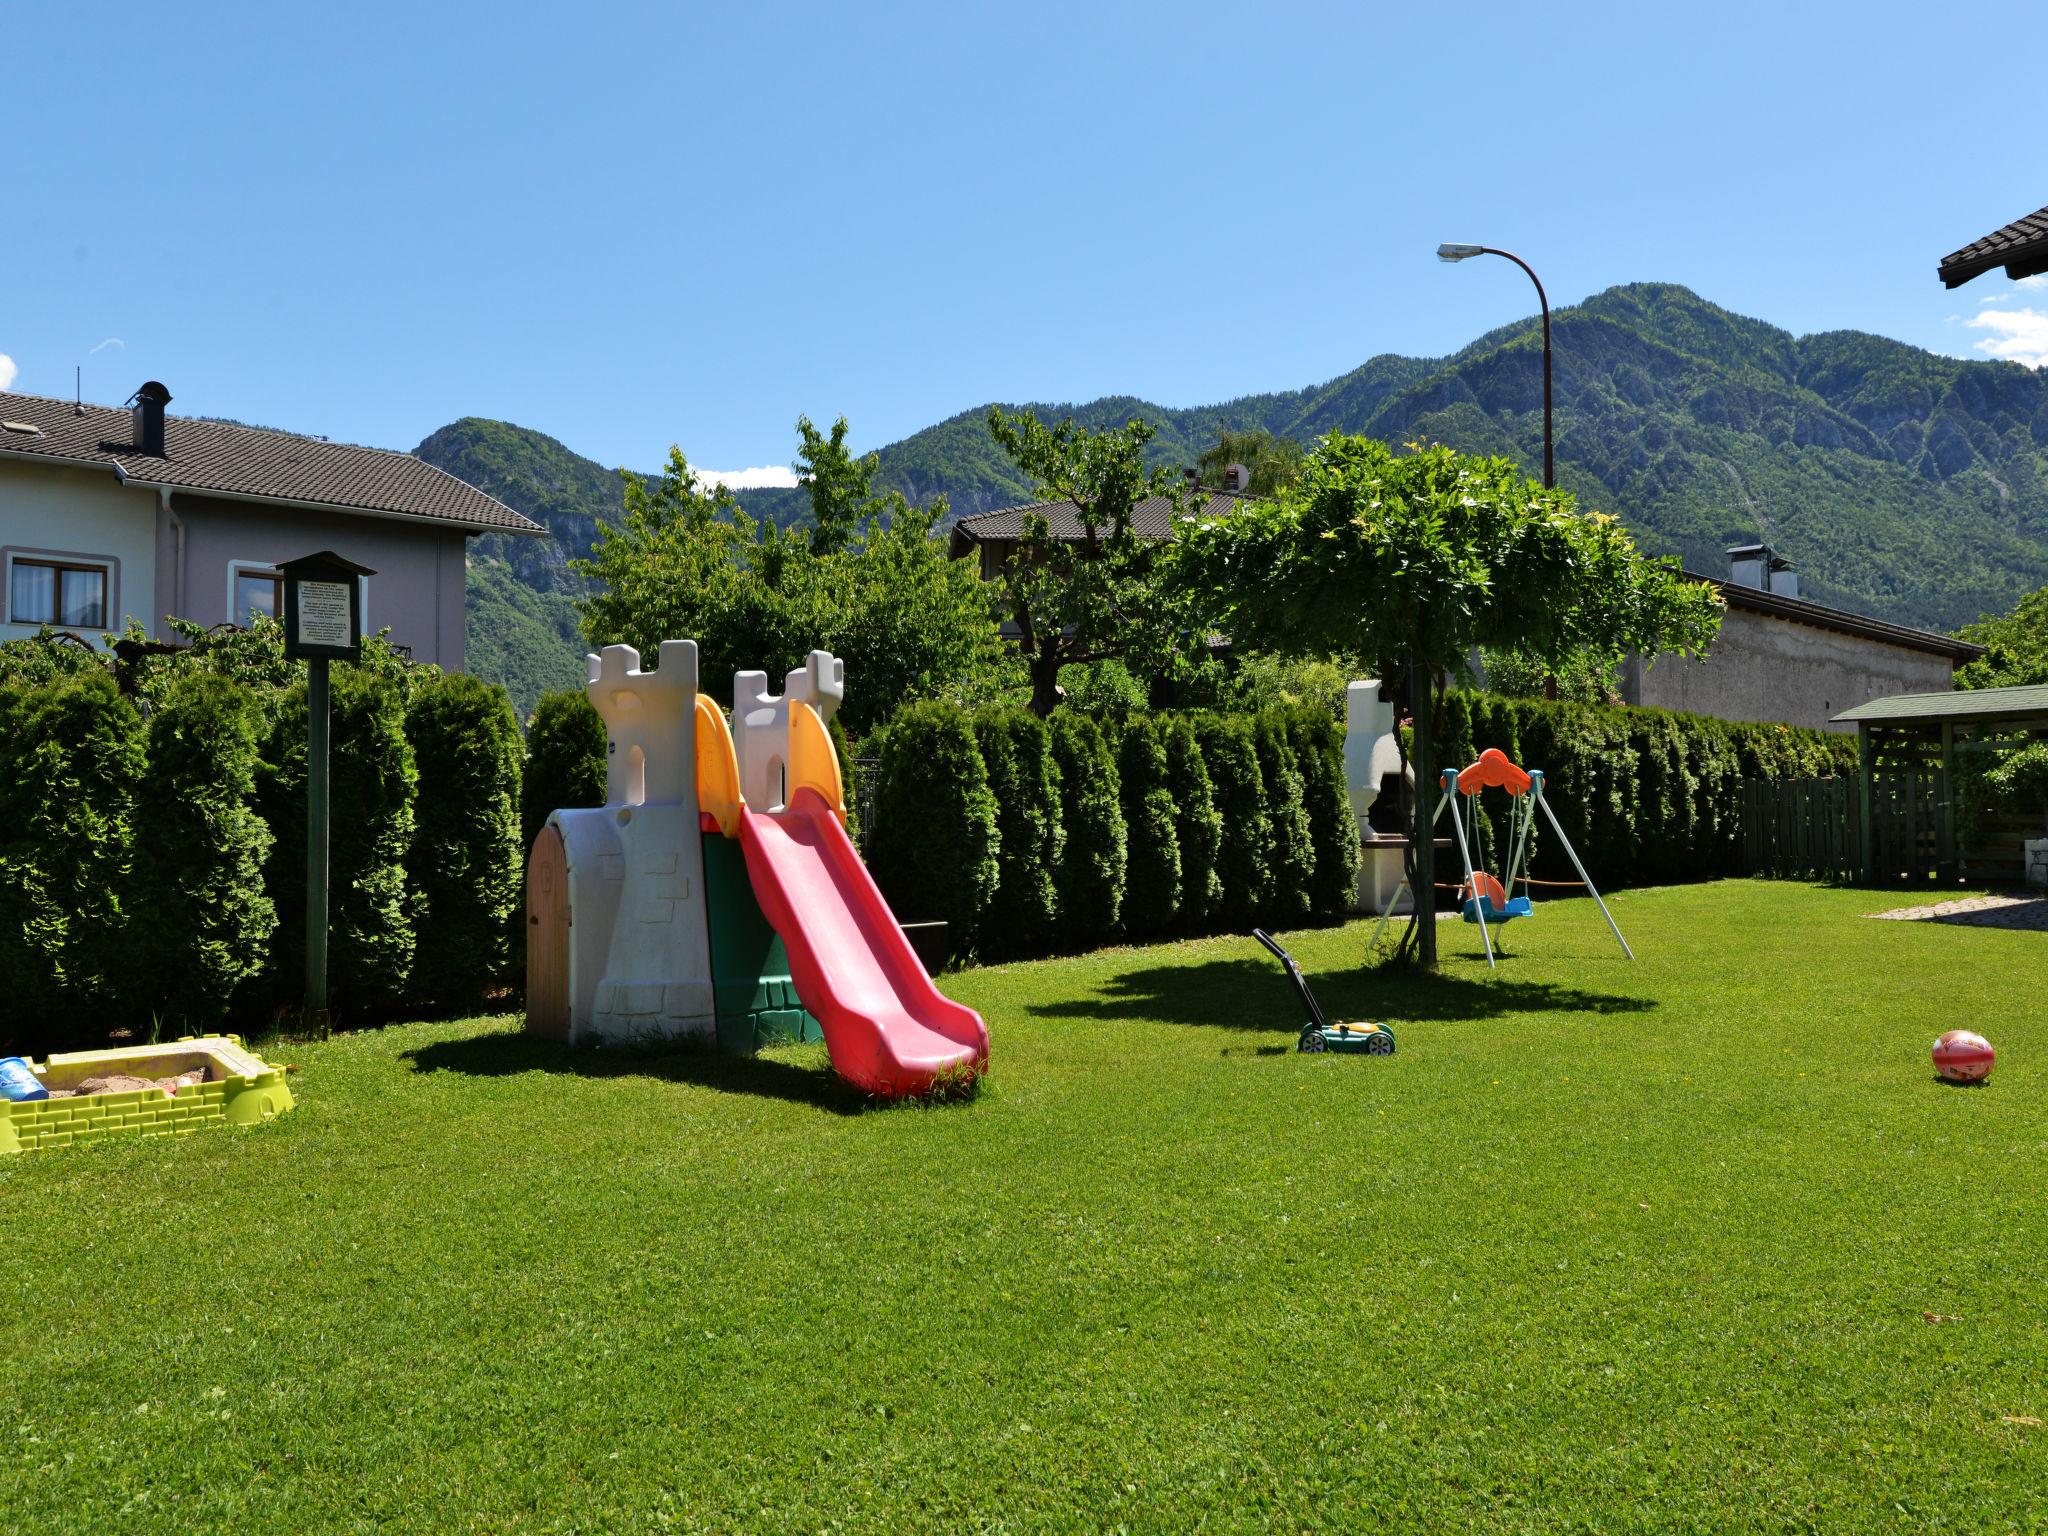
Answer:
[9,558,109,628]
[227,564,367,632]
[233,567,284,623]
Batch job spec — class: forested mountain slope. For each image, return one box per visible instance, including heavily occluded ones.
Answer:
[423,283,2048,708]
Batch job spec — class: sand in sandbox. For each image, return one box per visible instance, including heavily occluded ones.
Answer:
[44,1068,208,1101]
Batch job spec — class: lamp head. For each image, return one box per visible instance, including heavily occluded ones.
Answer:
[1437,243,1485,262]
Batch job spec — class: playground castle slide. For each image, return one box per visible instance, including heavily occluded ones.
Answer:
[530,641,987,1094]
[738,788,989,1096]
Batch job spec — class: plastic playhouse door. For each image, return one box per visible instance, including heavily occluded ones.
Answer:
[526,825,572,1040]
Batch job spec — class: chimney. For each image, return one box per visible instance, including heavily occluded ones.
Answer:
[130,380,171,457]
[1767,554,1799,599]
[1727,543,1771,591]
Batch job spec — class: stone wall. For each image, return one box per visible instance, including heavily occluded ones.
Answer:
[1621,608,1955,733]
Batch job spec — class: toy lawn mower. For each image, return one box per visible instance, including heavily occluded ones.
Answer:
[1251,930,1396,1056]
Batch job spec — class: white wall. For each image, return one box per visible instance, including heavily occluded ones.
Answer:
[0,459,157,645]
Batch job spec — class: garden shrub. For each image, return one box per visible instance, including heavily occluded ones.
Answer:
[1060,659,1147,721]
[1117,716,1181,934]
[0,671,146,1048]
[521,689,607,854]
[1049,712,1125,943]
[129,675,276,1033]
[973,707,1062,958]
[259,665,418,1017]
[1253,710,1316,922]
[1285,705,1360,916]
[406,673,524,1010]
[1192,714,1270,927]
[1162,715,1224,928]
[868,702,1000,960]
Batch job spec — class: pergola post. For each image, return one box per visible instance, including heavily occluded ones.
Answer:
[1938,721,1958,884]
[1857,724,1875,884]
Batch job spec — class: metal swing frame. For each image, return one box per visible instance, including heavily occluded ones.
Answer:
[1369,761,1633,970]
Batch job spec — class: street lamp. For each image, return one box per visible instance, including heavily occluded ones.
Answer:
[1437,243,1553,490]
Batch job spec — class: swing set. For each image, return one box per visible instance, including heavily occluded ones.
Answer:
[1370,748,1633,970]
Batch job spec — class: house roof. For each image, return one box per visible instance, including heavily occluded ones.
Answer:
[0,388,542,535]
[947,487,1248,557]
[1834,683,2048,725]
[1690,573,1985,663]
[1938,204,2048,290]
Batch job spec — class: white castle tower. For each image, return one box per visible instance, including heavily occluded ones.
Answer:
[732,650,845,812]
[549,640,717,1043]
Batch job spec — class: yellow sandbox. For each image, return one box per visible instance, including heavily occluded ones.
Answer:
[1,1036,295,1155]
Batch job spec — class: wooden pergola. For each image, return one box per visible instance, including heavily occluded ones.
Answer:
[1834,684,2048,883]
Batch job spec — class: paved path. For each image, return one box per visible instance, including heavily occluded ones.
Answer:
[1868,893,2048,931]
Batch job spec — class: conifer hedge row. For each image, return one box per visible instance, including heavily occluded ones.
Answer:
[865,691,1852,963]
[1425,691,1855,889]
[0,631,535,1052]
[867,704,1354,962]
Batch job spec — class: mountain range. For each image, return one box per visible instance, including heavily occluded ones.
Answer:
[422,283,2048,714]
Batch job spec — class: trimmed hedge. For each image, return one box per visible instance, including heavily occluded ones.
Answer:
[973,707,1062,959]
[0,627,532,1046]
[522,689,607,855]
[1049,713,1126,944]
[868,702,1001,960]
[1162,716,1224,930]
[1117,716,1181,935]
[406,673,524,1010]
[0,671,146,1047]
[1429,691,1856,887]
[1286,705,1361,916]
[260,666,419,1015]
[129,675,276,1032]
[1192,714,1271,928]
[1253,710,1316,923]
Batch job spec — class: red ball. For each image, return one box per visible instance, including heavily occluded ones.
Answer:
[1933,1030,1995,1084]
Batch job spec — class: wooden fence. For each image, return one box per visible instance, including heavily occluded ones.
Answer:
[1742,772,1951,884]
[1743,777,1862,882]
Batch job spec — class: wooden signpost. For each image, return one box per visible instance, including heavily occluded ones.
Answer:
[278,551,375,1031]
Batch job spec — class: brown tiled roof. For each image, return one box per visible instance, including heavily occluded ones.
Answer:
[948,487,1246,556]
[0,388,542,534]
[1938,204,2048,289]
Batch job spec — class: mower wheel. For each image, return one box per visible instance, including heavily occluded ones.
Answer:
[1365,1030,1396,1056]
[1298,1029,1326,1054]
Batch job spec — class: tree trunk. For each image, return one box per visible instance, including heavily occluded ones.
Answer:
[1408,652,1438,970]
[1028,649,1064,718]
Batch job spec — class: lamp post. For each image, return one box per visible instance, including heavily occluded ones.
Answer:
[1437,243,1553,490]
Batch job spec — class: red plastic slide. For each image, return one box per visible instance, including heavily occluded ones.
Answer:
[738,787,989,1096]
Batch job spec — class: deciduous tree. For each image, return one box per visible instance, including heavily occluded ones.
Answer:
[1171,436,1721,966]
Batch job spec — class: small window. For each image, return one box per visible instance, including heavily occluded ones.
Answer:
[234,568,283,624]
[9,558,108,628]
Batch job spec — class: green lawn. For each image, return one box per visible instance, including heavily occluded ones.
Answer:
[4,882,2045,1532]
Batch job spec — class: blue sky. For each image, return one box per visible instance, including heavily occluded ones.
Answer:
[7,0,2045,481]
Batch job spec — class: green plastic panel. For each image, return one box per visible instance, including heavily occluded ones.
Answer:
[701,831,822,1052]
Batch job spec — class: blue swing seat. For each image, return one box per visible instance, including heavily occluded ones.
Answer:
[1461,893,1533,925]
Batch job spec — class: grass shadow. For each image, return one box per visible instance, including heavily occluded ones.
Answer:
[403,1031,876,1116]
[1026,954,1655,1035]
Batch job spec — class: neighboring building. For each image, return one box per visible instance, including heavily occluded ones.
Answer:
[950,477,1980,732]
[0,381,541,668]
[1938,204,2048,289]
[947,472,1250,644]
[1619,545,1982,733]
